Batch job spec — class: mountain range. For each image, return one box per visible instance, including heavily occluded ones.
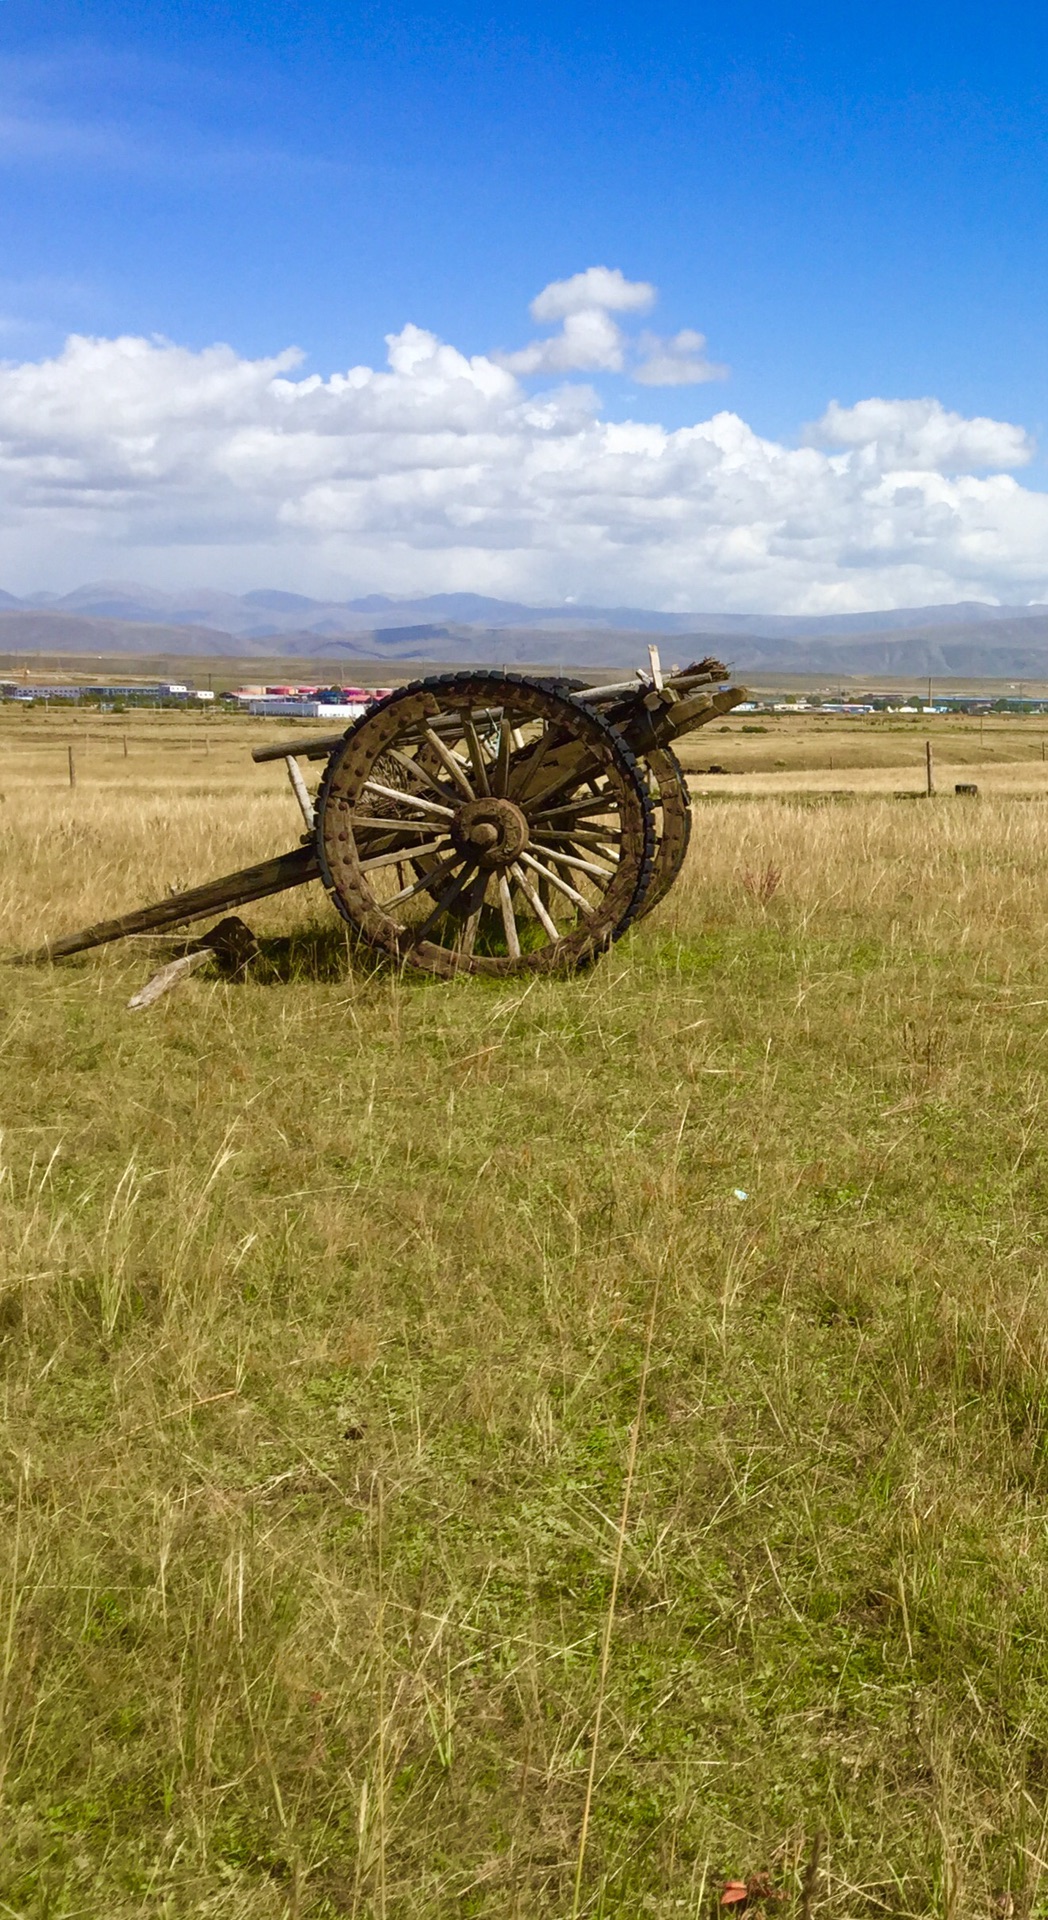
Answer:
[3,583,1048,677]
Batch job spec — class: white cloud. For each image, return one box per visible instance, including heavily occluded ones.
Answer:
[529,267,655,322]
[0,320,1045,611]
[633,329,729,387]
[497,309,626,375]
[810,397,1034,472]
[499,266,667,378]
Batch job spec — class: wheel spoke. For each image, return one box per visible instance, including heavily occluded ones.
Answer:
[509,721,557,802]
[384,848,461,910]
[359,837,448,871]
[456,870,489,957]
[363,780,455,819]
[383,746,460,806]
[411,859,475,942]
[532,793,620,825]
[509,861,560,941]
[351,816,452,834]
[494,716,514,796]
[518,850,594,915]
[528,841,617,883]
[542,826,623,849]
[423,725,475,799]
[458,714,492,797]
[522,749,604,816]
[633,745,692,919]
[497,872,521,959]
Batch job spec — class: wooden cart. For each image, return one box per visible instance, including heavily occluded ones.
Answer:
[19,655,746,979]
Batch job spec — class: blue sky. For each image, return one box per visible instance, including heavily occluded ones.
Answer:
[2,0,1048,609]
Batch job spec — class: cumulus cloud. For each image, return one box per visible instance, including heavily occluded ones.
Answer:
[810,397,1034,473]
[499,264,669,379]
[0,319,1045,611]
[496,308,626,376]
[633,328,729,387]
[529,267,655,322]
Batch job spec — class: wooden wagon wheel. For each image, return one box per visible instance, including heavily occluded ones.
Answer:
[635,745,692,918]
[315,672,655,977]
[517,679,692,923]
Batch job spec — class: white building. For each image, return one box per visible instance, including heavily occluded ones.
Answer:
[245,699,366,720]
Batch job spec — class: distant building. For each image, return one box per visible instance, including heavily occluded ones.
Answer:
[245,699,366,720]
[0,682,205,703]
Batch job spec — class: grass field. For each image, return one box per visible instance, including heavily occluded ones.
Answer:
[5,704,1048,1916]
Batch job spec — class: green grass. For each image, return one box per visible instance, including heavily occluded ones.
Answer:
[6,745,1048,1913]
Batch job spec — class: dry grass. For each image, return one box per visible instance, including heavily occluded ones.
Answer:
[3,706,1048,1914]
[674,711,1048,796]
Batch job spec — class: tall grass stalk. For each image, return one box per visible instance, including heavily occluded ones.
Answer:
[571,1268,661,1920]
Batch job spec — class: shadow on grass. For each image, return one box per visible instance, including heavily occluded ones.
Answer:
[249,923,386,985]
[125,918,388,986]
[104,908,587,992]
[248,903,546,986]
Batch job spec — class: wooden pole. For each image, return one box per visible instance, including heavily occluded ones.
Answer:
[925,739,934,797]
[67,744,76,789]
[284,754,315,828]
[11,842,319,964]
[123,734,129,758]
[127,949,210,1011]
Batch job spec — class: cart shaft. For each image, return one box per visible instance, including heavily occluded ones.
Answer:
[14,843,319,963]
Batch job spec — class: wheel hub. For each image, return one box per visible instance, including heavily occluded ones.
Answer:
[452,796,530,869]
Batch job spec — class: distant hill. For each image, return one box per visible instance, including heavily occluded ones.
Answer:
[5,584,1048,676]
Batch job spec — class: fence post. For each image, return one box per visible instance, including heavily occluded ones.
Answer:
[925,739,934,797]
[67,744,76,789]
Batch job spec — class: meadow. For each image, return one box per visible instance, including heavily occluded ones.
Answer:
[4,702,1048,1916]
